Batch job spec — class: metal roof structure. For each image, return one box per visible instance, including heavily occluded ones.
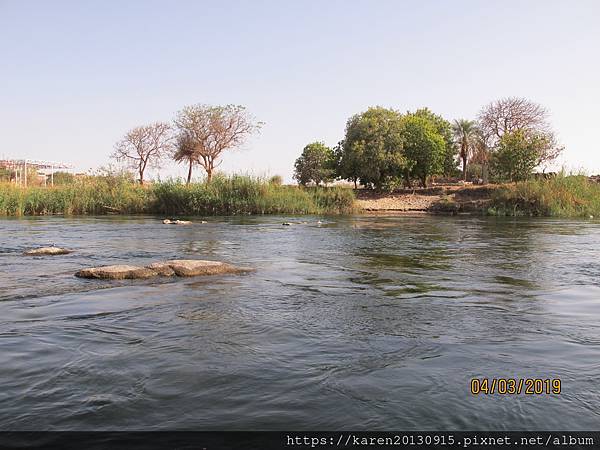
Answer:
[0,158,74,187]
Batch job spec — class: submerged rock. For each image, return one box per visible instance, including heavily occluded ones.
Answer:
[24,246,72,256]
[75,265,158,280]
[150,259,249,277]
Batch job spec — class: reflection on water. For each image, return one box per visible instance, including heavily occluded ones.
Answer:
[1,215,600,430]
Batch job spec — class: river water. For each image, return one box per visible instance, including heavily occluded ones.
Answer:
[1,215,599,430]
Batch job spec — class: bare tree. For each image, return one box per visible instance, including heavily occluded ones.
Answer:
[112,122,172,184]
[478,97,563,167]
[173,104,262,182]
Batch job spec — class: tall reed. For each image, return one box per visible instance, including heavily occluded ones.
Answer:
[488,175,600,217]
[0,174,356,216]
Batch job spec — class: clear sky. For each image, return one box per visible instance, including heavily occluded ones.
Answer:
[1,0,599,181]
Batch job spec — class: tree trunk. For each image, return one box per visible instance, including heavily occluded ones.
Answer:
[404,170,412,188]
[353,178,357,189]
[186,161,193,185]
[206,168,212,183]
[462,156,467,181]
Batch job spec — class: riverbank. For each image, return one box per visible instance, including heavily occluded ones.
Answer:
[1,174,598,218]
[358,175,600,217]
[357,185,495,214]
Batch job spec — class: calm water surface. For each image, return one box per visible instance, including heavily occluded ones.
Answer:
[1,215,599,430]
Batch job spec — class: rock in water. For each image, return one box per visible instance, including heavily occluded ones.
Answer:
[145,262,176,277]
[75,265,158,280]
[150,260,250,277]
[163,219,192,225]
[76,260,251,280]
[24,247,72,256]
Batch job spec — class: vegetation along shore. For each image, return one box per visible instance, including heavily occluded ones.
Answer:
[1,172,599,218]
[1,96,599,218]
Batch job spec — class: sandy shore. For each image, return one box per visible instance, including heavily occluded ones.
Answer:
[355,185,495,213]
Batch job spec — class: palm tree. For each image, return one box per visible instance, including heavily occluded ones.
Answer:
[452,119,478,181]
[173,133,198,184]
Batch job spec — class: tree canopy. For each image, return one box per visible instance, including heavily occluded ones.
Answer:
[413,108,457,177]
[341,107,408,189]
[491,130,553,182]
[174,104,262,182]
[332,106,451,189]
[478,97,563,170]
[452,119,479,180]
[293,142,335,186]
[401,114,446,187]
[112,122,172,184]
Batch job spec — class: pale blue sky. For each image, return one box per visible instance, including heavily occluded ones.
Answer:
[1,0,599,181]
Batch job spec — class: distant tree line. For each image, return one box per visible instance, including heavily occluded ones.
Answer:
[294,97,563,188]
[112,105,262,184]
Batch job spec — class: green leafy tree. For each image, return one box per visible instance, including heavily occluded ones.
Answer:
[333,140,362,189]
[401,114,446,187]
[491,130,551,181]
[413,108,457,177]
[452,119,479,180]
[341,107,408,189]
[294,142,335,186]
[478,97,563,169]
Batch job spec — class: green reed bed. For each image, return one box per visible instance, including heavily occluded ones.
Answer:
[152,175,356,215]
[0,175,356,216]
[0,176,150,216]
[488,175,600,217]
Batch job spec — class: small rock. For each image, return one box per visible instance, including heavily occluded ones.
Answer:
[200,221,208,224]
[282,222,292,226]
[75,265,158,280]
[24,247,72,256]
[163,219,192,224]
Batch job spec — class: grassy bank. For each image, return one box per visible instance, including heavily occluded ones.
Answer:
[488,175,600,217]
[0,175,356,216]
